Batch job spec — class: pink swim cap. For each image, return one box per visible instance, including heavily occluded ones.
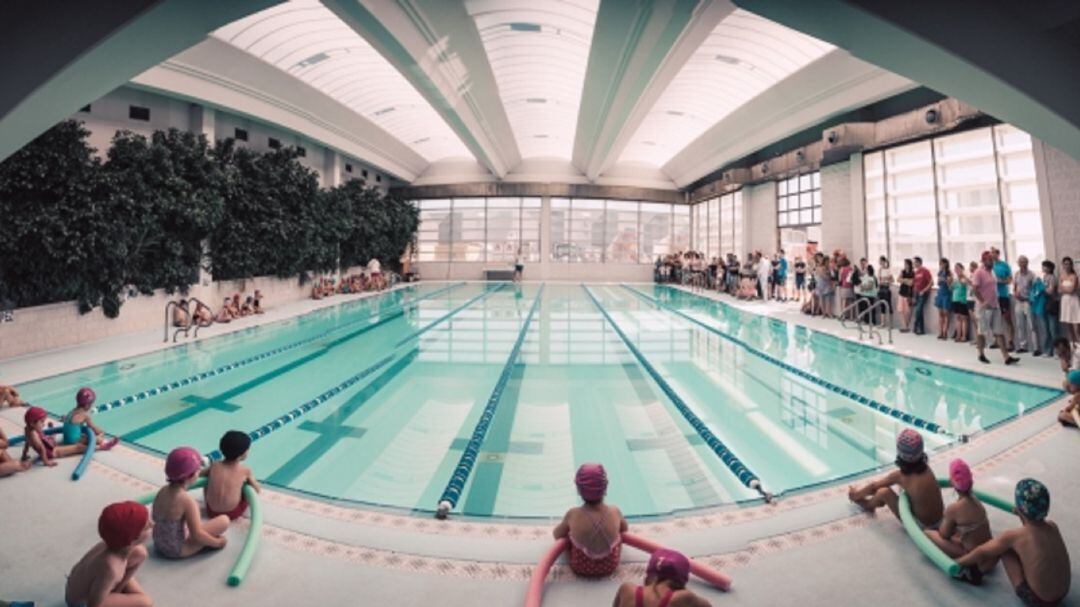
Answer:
[575,463,608,502]
[165,446,202,482]
[24,406,47,425]
[949,459,973,493]
[646,548,690,588]
[76,387,96,408]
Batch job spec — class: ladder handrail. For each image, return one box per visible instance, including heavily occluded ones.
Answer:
[838,300,862,329]
[853,299,893,345]
[188,297,213,339]
[164,301,179,342]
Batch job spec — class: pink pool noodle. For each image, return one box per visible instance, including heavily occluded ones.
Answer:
[524,538,567,607]
[622,533,732,591]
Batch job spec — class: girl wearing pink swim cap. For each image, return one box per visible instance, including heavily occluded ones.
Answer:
[60,386,119,451]
[553,463,628,578]
[150,446,229,559]
[613,548,713,607]
[924,459,995,583]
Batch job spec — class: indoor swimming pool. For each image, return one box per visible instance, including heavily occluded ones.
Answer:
[16,283,1063,519]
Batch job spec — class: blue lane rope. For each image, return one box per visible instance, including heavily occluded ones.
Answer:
[582,285,769,498]
[623,284,955,438]
[71,425,95,481]
[436,284,544,518]
[92,283,465,416]
[6,424,64,447]
[205,284,507,461]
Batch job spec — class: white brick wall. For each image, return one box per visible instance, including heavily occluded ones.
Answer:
[1033,139,1080,261]
[745,182,777,254]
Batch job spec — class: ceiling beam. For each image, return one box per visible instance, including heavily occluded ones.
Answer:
[663,50,913,187]
[734,0,1080,160]
[322,0,521,179]
[132,38,428,181]
[573,0,733,181]
[0,0,281,162]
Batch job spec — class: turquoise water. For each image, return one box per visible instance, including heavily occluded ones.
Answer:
[14,283,1062,518]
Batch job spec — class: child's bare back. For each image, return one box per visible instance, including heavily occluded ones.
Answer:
[206,460,251,513]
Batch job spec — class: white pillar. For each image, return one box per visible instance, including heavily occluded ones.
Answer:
[323,148,342,188]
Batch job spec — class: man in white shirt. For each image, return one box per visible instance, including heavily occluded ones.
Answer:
[757,252,771,301]
[367,258,383,290]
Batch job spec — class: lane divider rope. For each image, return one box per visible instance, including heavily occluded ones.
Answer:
[436,284,544,518]
[582,285,770,500]
[205,284,507,461]
[92,283,465,415]
[623,284,957,439]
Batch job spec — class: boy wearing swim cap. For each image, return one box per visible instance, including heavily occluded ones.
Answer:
[151,446,228,558]
[848,429,944,529]
[65,501,154,607]
[205,430,261,521]
[956,479,1071,606]
[924,459,994,582]
[613,548,712,607]
[1056,369,1080,428]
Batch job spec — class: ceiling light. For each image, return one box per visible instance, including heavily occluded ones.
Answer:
[296,52,330,68]
[525,98,547,104]
[374,107,395,116]
[714,54,740,64]
[510,23,541,32]
[666,110,684,116]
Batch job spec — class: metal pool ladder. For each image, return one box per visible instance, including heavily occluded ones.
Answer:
[839,300,893,345]
[164,297,213,343]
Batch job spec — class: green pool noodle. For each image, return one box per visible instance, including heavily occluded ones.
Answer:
[935,478,1014,513]
[135,477,207,505]
[226,483,262,587]
[899,479,1014,577]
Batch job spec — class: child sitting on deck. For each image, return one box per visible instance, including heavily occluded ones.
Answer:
[20,406,86,466]
[925,459,994,582]
[0,384,27,408]
[205,430,261,520]
[1058,369,1080,428]
[956,479,1071,606]
[65,501,153,607]
[613,548,712,607]
[0,426,31,477]
[61,387,119,450]
[848,429,944,529]
[151,447,228,558]
[215,298,233,323]
[553,463,627,577]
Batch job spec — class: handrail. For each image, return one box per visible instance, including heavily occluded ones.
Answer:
[838,300,862,329]
[164,301,179,342]
[188,297,213,339]
[855,299,893,345]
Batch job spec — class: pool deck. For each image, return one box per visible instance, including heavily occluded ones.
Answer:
[2,281,1077,606]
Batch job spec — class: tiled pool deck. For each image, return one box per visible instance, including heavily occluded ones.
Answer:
[1,282,1076,606]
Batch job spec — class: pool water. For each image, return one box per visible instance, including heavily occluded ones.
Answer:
[15,283,1062,518]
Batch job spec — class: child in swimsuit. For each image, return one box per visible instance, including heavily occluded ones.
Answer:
[65,501,154,607]
[848,429,944,529]
[957,479,1071,606]
[613,548,712,607]
[151,447,228,559]
[553,463,627,577]
[205,430,261,521]
[0,426,31,477]
[0,384,28,408]
[61,387,119,450]
[925,459,994,582]
[20,406,85,467]
[1057,369,1080,428]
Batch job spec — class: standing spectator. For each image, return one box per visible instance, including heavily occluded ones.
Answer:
[1012,256,1036,354]
[1032,260,1059,356]
[654,256,663,283]
[757,252,771,300]
[912,256,933,336]
[1060,257,1080,345]
[776,249,789,302]
[972,252,1020,365]
[935,258,952,340]
[898,259,915,332]
[877,257,894,329]
[793,256,807,303]
[951,263,970,343]
[991,247,1015,350]
[855,261,878,324]
[838,257,855,319]
[967,261,980,344]
[817,259,835,318]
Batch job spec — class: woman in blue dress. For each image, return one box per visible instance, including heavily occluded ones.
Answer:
[935,258,953,340]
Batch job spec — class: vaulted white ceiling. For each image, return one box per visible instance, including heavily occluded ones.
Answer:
[155,0,912,187]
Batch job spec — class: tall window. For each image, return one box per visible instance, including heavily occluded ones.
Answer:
[414,197,541,262]
[778,172,821,261]
[863,123,1044,269]
[691,190,742,257]
[673,204,691,252]
[569,198,605,263]
[640,202,673,263]
[605,200,639,263]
